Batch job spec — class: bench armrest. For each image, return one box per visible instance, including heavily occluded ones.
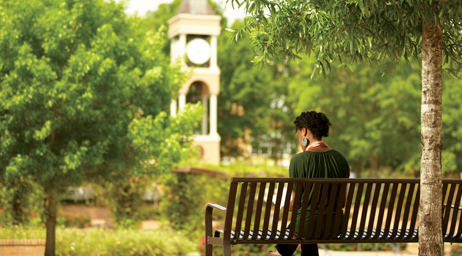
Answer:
[206,204,227,211]
[205,204,227,240]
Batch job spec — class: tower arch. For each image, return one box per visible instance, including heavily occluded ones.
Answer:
[168,0,221,164]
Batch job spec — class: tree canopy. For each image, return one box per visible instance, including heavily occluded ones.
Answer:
[0,0,202,254]
[0,0,202,191]
[218,20,297,159]
[228,0,462,76]
[290,58,462,177]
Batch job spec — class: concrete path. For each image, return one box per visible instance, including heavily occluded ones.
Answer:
[318,249,416,256]
[318,243,454,256]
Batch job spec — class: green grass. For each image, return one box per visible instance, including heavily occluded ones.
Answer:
[0,227,45,239]
[0,227,198,256]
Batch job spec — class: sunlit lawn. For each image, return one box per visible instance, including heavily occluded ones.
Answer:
[0,227,197,255]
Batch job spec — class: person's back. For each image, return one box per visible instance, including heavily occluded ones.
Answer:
[269,111,350,256]
[290,149,350,235]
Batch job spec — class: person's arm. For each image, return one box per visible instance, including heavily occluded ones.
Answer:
[288,157,296,211]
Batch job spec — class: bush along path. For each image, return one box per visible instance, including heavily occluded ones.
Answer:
[0,227,198,256]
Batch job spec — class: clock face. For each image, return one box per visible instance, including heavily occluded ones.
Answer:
[186,38,211,65]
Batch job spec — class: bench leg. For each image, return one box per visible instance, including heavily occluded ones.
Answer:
[205,243,212,256]
[205,205,214,256]
[223,244,231,256]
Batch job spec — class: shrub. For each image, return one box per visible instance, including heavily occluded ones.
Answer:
[57,212,91,229]
[158,160,289,242]
[451,244,462,256]
[0,208,10,227]
[0,228,45,239]
[91,176,162,229]
[0,227,197,256]
[161,172,206,241]
[198,240,277,256]
[0,179,45,227]
[27,210,44,228]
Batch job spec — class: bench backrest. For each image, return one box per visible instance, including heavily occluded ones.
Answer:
[223,178,462,243]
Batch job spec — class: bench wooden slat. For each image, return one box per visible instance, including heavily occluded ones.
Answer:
[366,183,381,238]
[456,202,462,239]
[217,229,421,244]
[243,182,257,240]
[279,182,294,240]
[442,182,449,211]
[314,183,330,239]
[322,183,339,239]
[232,177,454,183]
[251,182,266,240]
[443,183,456,236]
[399,182,416,239]
[332,183,347,239]
[449,184,462,238]
[340,182,356,239]
[288,182,303,239]
[223,181,238,244]
[234,182,248,240]
[383,183,398,239]
[442,182,449,220]
[296,182,313,239]
[406,185,420,239]
[261,182,274,239]
[442,182,449,238]
[455,185,462,238]
[223,229,423,242]
[305,182,321,239]
[373,183,390,239]
[358,182,373,238]
[349,183,364,238]
[391,183,408,238]
[270,182,285,240]
[226,229,291,241]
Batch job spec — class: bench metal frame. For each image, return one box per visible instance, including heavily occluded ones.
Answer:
[205,178,462,256]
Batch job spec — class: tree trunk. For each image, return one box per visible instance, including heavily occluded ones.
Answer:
[354,158,362,178]
[369,154,378,178]
[419,19,443,256]
[45,190,57,256]
[12,190,24,225]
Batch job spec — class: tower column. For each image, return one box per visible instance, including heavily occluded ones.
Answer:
[201,94,208,135]
[179,33,187,64]
[179,92,186,111]
[210,35,218,68]
[210,93,218,136]
[170,99,177,117]
[170,38,178,64]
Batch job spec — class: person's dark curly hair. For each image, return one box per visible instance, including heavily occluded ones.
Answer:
[294,111,332,140]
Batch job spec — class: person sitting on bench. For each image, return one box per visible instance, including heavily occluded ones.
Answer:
[268,110,350,256]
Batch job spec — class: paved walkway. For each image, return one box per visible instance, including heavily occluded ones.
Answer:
[318,243,455,256]
[186,243,455,256]
[318,249,416,256]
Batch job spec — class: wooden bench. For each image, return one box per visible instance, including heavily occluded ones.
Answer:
[205,178,462,255]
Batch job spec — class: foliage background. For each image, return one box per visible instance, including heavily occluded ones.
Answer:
[0,1,203,254]
[1,0,462,255]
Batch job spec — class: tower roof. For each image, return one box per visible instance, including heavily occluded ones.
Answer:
[177,0,217,15]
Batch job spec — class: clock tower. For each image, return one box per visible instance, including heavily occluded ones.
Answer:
[168,0,221,164]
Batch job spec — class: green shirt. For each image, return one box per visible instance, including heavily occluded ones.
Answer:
[289,149,350,235]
